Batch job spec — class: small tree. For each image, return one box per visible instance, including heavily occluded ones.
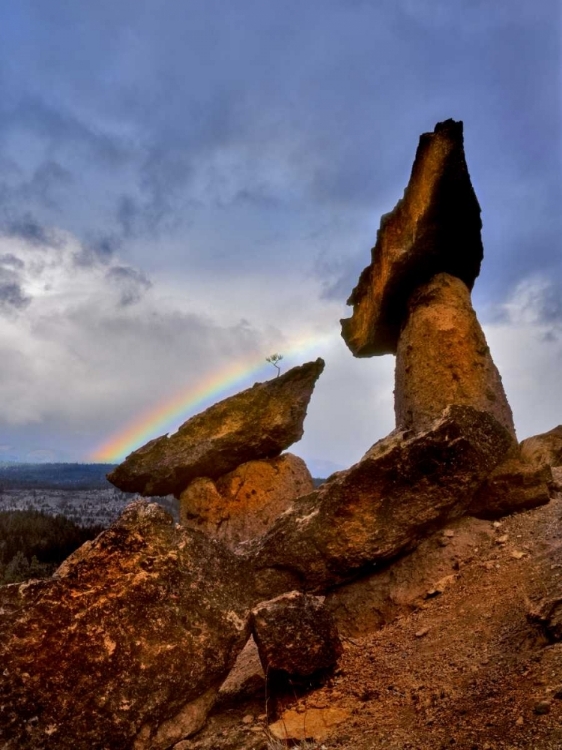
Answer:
[266,353,283,378]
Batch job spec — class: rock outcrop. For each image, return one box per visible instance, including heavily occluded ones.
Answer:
[468,453,552,519]
[248,405,513,594]
[251,591,342,677]
[520,425,562,470]
[0,502,253,750]
[341,119,483,357]
[394,273,516,437]
[179,453,314,547]
[108,359,324,497]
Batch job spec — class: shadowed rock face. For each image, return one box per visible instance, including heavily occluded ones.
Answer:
[341,119,483,356]
[0,502,253,750]
[251,591,342,677]
[246,405,513,595]
[179,453,314,548]
[107,359,324,497]
[395,273,516,437]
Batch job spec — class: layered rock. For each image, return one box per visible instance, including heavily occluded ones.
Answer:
[0,502,253,750]
[341,119,483,357]
[251,591,342,677]
[179,453,314,547]
[247,405,513,595]
[108,359,324,497]
[394,273,516,436]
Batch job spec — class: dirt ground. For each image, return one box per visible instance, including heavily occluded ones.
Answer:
[179,487,562,750]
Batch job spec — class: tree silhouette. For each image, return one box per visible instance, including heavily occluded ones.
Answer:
[266,353,283,377]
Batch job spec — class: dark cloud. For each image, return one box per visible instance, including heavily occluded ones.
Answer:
[0,254,25,270]
[0,213,61,247]
[0,282,31,311]
[105,265,152,305]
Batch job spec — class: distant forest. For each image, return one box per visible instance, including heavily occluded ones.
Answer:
[0,509,104,584]
[0,463,118,490]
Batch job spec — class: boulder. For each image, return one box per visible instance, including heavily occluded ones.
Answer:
[179,453,314,547]
[108,359,324,497]
[520,425,562,469]
[0,501,253,750]
[468,453,552,519]
[341,119,483,356]
[247,405,513,595]
[251,591,342,677]
[394,273,516,437]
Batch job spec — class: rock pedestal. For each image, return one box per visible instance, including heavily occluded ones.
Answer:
[394,273,516,437]
[180,453,314,548]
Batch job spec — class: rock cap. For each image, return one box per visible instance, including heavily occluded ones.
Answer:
[341,119,483,356]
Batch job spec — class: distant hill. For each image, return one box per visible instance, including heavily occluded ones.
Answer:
[0,463,118,490]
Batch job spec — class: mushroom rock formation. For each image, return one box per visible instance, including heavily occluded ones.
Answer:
[0,502,254,750]
[246,405,513,596]
[341,119,483,358]
[179,453,314,548]
[394,273,516,436]
[107,358,324,498]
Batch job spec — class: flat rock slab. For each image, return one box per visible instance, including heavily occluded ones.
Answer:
[341,119,483,356]
[108,359,324,497]
[0,502,253,750]
[268,707,351,742]
[179,453,314,547]
[247,405,513,595]
[251,591,342,677]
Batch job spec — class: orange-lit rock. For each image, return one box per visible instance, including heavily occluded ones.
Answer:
[341,119,483,357]
[180,453,314,547]
[394,273,516,437]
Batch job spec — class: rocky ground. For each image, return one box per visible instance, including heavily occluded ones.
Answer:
[183,481,562,750]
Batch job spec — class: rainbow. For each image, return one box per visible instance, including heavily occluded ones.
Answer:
[90,332,335,463]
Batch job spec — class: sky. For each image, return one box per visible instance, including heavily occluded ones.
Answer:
[0,0,560,476]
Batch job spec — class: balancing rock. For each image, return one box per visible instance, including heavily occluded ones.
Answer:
[341,119,483,357]
[108,359,324,497]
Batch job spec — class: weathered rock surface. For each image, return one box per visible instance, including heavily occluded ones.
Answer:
[268,707,351,742]
[326,515,495,637]
[247,405,513,595]
[528,596,562,642]
[395,273,516,437]
[251,591,342,677]
[108,359,324,497]
[341,119,483,356]
[179,453,314,547]
[520,425,562,469]
[468,452,552,519]
[0,501,253,750]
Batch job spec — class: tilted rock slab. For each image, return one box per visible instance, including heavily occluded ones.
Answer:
[394,273,516,437]
[0,502,253,750]
[108,359,324,497]
[251,591,342,677]
[179,453,314,547]
[246,405,513,595]
[341,119,483,356]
